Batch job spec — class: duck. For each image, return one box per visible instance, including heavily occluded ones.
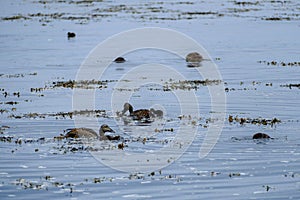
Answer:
[64,124,120,141]
[149,108,163,118]
[252,132,272,139]
[121,103,150,120]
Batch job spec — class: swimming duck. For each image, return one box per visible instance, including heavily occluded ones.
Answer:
[252,132,272,139]
[149,108,163,118]
[121,103,150,120]
[65,124,120,140]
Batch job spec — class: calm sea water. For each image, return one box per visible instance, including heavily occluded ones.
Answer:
[1,0,299,199]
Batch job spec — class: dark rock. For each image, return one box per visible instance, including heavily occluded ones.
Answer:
[252,132,271,139]
[67,32,76,38]
[114,57,126,63]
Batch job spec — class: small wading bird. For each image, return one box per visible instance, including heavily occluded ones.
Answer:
[121,103,151,121]
[252,132,272,139]
[63,124,120,140]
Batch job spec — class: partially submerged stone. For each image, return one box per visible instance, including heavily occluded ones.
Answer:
[67,32,76,38]
[114,57,126,63]
[252,132,271,139]
[186,52,203,67]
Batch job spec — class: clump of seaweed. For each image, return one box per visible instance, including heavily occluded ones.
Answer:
[258,60,300,67]
[0,125,10,134]
[262,17,291,21]
[228,115,281,127]
[50,79,112,89]
[163,79,222,91]
[0,72,37,78]
[29,79,117,93]
[280,83,300,89]
[233,1,260,6]
[1,14,30,21]
[8,109,107,119]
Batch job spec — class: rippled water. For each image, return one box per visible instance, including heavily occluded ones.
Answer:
[1,0,300,199]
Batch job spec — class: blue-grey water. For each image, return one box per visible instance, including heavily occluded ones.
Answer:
[1,0,300,199]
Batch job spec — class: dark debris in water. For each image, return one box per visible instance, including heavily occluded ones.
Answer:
[233,1,260,6]
[229,172,241,177]
[280,83,300,89]
[8,109,107,119]
[263,185,275,192]
[0,72,37,78]
[258,60,300,67]
[0,136,46,144]
[50,79,115,89]
[0,125,10,134]
[228,115,281,127]
[30,79,117,92]
[163,79,222,91]
[262,17,291,21]
[2,0,298,24]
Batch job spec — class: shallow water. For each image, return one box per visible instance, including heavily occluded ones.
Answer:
[1,0,300,199]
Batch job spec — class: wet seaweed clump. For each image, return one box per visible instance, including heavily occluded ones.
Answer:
[263,17,291,21]
[280,83,300,89]
[8,109,107,119]
[163,79,221,91]
[154,128,174,133]
[258,60,300,67]
[229,172,241,177]
[263,185,274,192]
[0,109,9,114]
[50,79,113,89]
[1,14,30,21]
[12,176,75,192]
[0,135,46,144]
[233,1,259,6]
[5,101,19,105]
[0,125,10,134]
[0,72,37,78]
[228,115,281,127]
[0,136,14,143]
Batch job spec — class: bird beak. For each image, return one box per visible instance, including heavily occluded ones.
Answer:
[121,108,127,116]
[106,126,115,133]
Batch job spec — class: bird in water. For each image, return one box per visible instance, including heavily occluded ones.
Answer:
[149,108,163,118]
[252,132,272,139]
[64,124,120,140]
[121,103,150,121]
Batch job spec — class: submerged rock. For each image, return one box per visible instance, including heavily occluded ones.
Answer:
[186,52,203,67]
